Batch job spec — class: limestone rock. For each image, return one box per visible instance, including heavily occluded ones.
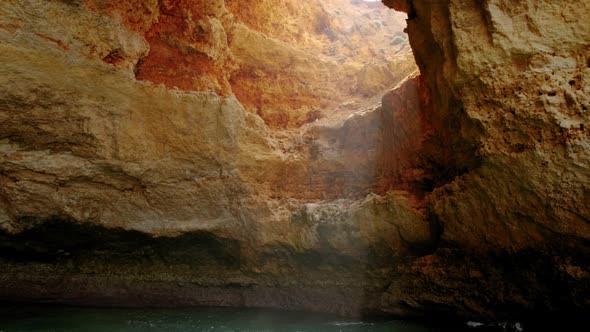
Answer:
[391,0,590,250]
[0,0,151,75]
[379,0,590,319]
[85,0,416,128]
[0,1,430,317]
[1,0,589,323]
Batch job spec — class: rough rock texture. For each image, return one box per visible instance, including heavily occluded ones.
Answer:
[1,0,589,324]
[380,0,590,320]
[0,0,429,318]
[82,0,416,128]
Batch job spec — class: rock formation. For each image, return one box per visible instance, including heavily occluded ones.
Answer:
[81,0,415,128]
[1,0,589,324]
[381,0,590,320]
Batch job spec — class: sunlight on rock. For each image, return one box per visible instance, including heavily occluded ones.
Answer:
[0,0,589,330]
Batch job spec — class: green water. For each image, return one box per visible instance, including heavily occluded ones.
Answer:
[0,304,470,332]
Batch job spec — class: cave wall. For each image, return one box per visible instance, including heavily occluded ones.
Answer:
[0,0,420,236]
[384,0,590,249]
[82,0,416,128]
[0,0,589,322]
[0,0,431,317]
[378,0,590,319]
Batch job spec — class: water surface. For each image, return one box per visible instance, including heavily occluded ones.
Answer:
[0,304,472,332]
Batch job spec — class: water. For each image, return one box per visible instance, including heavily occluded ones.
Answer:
[0,304,470,332]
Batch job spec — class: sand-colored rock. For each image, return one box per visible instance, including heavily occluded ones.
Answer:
[0,1,431,317]
[83,0,416,128]
[377,0,590,319]
[384,0,590,250]
[1,0,589,323]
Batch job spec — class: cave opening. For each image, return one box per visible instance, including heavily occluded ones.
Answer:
[3,0,590,326]
[133,0,417,130]
[0,0,439,322]
[129,0,425,200]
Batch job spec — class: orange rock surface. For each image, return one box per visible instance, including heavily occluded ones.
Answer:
[1,0,589,322]
[84,0,416,128]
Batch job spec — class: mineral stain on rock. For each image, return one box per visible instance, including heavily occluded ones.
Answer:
[0,0,589,325]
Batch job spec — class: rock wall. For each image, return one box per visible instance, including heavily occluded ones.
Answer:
[381,0,590,320]
[82,0,416,128]
[0,0,429,318]
[0,0,589,323]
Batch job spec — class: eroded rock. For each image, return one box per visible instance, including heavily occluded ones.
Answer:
[0,0,589,323]
[379,0,590,320]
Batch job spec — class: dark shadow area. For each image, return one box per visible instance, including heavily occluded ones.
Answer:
[0,218,241,269]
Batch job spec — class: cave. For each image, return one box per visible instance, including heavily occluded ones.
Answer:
[0,0,589,331]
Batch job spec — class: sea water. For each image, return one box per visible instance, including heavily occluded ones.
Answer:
[0,304,474,332]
